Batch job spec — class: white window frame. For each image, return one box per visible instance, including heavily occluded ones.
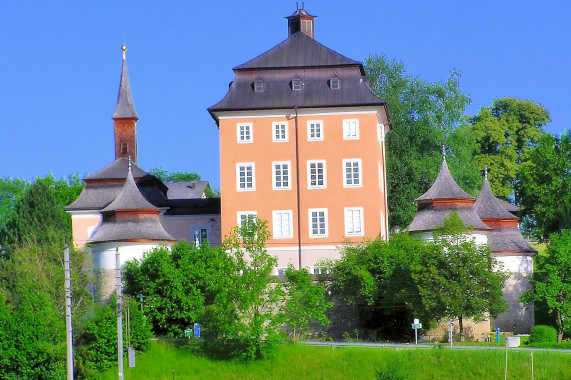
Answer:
[307,160,327,189]
[276,267,288,276]
[237,211,257,228]
[343,119,359,140]
[272,210,293,239]
[236,162,255,191]
[344,207,364,237]
[308,208,328,238]
[307,120,324,141]
[272,161,291,190]
[272,122,289,142]
[237,123,253,143]
[343,159,362,188]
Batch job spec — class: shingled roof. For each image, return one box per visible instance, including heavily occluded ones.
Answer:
[474,178,517,220]
[112,46,138,120]
[208,32,386,120]
[416,158,474,202]
[88,167,175,244]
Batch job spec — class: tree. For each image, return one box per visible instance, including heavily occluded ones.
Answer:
[365,54,476,228]
[521,230,571,342]
[414,212,508,339]
[515,131,571,239]
[148,168,201,182]
[467,97,551,198]
[206,218,285,360]
[283,265,332,341]
[329,233,429,341]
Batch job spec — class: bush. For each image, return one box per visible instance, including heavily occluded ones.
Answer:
[530,325,557,343]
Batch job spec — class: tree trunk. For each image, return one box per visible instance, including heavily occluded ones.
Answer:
[557,310,563,343]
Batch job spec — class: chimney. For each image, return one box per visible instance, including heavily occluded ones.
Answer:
[286,3,316,39]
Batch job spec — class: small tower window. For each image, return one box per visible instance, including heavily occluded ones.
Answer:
[330,78,340,89]
[292,79,303,91]
[254,81,264,92]
[120,141,129,154]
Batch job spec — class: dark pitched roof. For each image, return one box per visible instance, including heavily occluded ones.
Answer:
[406,207,491,233]
[416,158,474,202]
[112,52,138,120]
[496,197,520,213]
[234,32,360,71]
[166,181,210,199]
[102,167,157,212]
[88,168,175,244]
[488,228,537,255]
[474,178,517,220]
[66,157,168,211]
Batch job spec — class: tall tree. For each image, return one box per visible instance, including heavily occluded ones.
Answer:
[148,168,201,182]
[467,97,551,198]
[521,230,571,342]
[365,55,475,228]
[515,131,571,239]
[414,212,508,339]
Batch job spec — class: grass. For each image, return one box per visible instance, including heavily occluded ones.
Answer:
[99,341,571,380]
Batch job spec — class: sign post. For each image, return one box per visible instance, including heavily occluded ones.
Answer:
[449,319,454,347]
[411,319,422,344]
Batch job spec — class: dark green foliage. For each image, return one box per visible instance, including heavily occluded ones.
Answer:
[283,265,333,340]
[522,230,571,342]
[365,54,475,229]
[516,131,571,239]
[468,97,551,198]
[148,168,201,182]
[329,233,429,341]
[529,325,558,343]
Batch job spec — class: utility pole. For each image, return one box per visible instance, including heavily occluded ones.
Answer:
[116,247,124,379]
[64,246,74,380]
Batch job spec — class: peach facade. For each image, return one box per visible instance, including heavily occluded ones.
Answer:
[218,107,390,271]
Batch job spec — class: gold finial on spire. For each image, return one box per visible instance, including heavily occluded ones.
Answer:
[121,44,127,60]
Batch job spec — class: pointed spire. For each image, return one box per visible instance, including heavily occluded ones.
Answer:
[416,153,473,202]
[112,44,138,120]
[474,170,517,220]
[484,165,488,180]
[441,144,446,159]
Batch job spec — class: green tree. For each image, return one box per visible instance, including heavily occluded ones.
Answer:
[365,54,475,228]
[329,233,429,341]
[414,212,508,339]
[0,177,29,231]
[515,131,571,239]
[283,265,332,341]
[149,168,201,182]
[467,97,551,198]
[208,218,285,360]
[521,230,571,342]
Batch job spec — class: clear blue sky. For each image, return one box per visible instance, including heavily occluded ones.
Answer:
[1,1,569,187]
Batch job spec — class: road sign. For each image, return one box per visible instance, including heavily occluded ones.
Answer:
[194,323,201,338]
[184,329,193,338]
[412,323,422,329]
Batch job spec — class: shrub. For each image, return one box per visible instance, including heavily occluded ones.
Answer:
[529,325,557,343]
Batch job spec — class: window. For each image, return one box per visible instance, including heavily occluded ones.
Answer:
[307,160,326,189]
[120,141,128,154]
[193,228,208,245]
[307,120,323,141]
[254,81,264,93]
[343,159,362,187]
[273,122,288,142]
[237,123,253,143]
[329,78,340,89]
[236,163,255,191]
[292,79,303,91]
[237,211,257,228]
[276,267,288,276]
[309,208,328,237]
[272,161,291,190]
[343,119,359,140]
[313,267,328,275]
[272,210,293,239]
[345,207,364,236]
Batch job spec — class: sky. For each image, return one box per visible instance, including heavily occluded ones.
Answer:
[1,1,569,187]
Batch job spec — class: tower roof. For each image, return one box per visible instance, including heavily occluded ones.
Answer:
[112,45,138,120]
[474,178,517,220]
[88,163,175,244]
[416,158,474,203]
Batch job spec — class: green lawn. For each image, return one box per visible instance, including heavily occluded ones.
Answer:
[100,341,571,380]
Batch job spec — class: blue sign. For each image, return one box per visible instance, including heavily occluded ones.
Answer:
[496,327,500,343]
[194,322,201,338]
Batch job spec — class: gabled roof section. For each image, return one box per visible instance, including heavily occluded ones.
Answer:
[102,165,157,212]
[234,32,361,72]
[112,46,138,120]
[416,158,474,203]
[474,178,517,220]
[86,157,153,181]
